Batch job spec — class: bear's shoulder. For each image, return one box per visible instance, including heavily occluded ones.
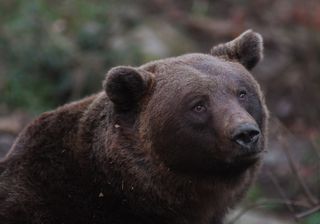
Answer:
[2,94,98,165]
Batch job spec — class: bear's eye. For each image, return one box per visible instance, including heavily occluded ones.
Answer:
[238,90,247,99]
[193,104,207,113]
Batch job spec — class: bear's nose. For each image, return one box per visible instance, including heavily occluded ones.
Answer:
[231,123,260,150]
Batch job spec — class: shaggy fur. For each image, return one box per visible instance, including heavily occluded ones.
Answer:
[0,30,268,224]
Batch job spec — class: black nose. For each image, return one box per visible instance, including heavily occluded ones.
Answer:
[231,123,260,149]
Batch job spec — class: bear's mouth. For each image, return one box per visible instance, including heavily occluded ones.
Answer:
[236,148,262,160]
[212,148,262,173]
[217,153,261,174]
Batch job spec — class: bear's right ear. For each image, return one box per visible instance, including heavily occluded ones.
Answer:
[210,30,263,70]
[103,66,154,110]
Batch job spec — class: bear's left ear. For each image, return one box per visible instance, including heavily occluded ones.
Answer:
[103,66,154,110]
[210,30,263,70]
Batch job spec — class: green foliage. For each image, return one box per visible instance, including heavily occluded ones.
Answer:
[302,212,320,224]
[0,0,144,113]
[245,185,263,202]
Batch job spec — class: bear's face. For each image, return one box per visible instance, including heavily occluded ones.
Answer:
[144,55,267,176]
[104,30,268,177]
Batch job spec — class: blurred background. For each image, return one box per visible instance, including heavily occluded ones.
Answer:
[0,0,319,223]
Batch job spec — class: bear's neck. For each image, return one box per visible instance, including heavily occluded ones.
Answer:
[89,127,253,224]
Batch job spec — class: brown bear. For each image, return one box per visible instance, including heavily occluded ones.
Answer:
[0,30,268,224]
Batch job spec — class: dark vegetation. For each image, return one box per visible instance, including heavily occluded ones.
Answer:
[0,0,319,223]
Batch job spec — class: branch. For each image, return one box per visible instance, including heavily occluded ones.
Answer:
[296,204,320,219]
[310,136,320,161]
[279,135,319,206]
[227,198,309,224]
[267,170,299,222]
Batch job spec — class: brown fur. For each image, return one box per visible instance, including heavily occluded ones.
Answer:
[0,30,268,224]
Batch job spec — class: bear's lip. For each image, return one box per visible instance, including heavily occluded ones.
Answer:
[235,149,262,161]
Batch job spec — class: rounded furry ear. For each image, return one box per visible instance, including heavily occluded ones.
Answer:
[103,66,154,109]
[210,30,263,70]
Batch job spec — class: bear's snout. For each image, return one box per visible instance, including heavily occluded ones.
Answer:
[231,123,261,155]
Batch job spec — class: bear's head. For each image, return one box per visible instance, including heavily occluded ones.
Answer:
[103,30,268,177]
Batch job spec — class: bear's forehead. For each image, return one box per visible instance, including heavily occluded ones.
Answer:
[142,53,260,106]
[153,53,252,85]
